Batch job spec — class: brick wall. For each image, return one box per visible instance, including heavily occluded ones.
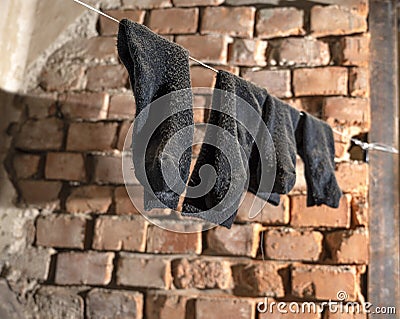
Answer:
[6,0,370,318]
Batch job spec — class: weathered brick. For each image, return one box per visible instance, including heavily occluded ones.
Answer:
[117,253,172,288]
[291,157,307,193]
[148,8,198,34]
[45,152,86,181]
[93,215,148,251]
[236,192,290,225]
[67,122,118,151]
[333,35,370,66]
[108,94,135,119]
[323,97,370,131]
[86,65,128,91]
[351,195,368,226]
[256,7,304,39]
[207,223,263,258]
[311,5,367,37]
[293,67,348,96]
[20,94,57,119]
[231,261,286,297]
[40,64,86,92]
[146,224,202,254]
[173,0,223,6]
[115,185,140,214]
[326,228,369,264]
[93,154,124,184]
[265,228,323,261]
[59,92,109,120]
[259,306,321,319]
[176,35,231,64]
[285,97,324,117]
[100,10,145,36]
[13,153,41,179]
[349,67,369,97]
[336,162,369,194]
[242,69,291,98]
[290,194,351,228]
[80,37,117,61]
[34,286,84,319]
[324,310,366,319]
[122,0,172,9]
[193,95,207,123]
[228,39,267,66]
[146,290,196,319]
[66,185,113,214]
[55,252,114,285]
[117,121,133,150]
[86,289,143,319]
[292,264,358,301]
[36,214,87,249]
[172,257,232,289]
[15,118,64,151]
[18,180,62,209]
[190,65,238,87]
[201,7,255,38]
[196,297,256,319]
[272,38,330,67]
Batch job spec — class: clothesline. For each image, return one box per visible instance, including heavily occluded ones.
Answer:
[71,0,398,155]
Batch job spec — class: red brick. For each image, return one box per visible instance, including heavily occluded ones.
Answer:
[45,152,86,181]
[231,261,286,297]
[293,67,348,96]
[290,194,351,228]
[324,310,366,319]
[323,97,370,131]
[122,0,172,9]
[36,214,87,249]
[81,37,117,61]
[18,180,62,209]
[311,5,367,37]
[117,253,172,288]
[228,39,267,66]
[114,186,137,214]
[108,94,135,119]
[13,154,41,179]
[193,95,207,123]
[40,64,86,92]
[190,65,238,87]
[15,118,64,151]
[146,290,196,319]
[86,65,128,91]
[172,257,232,289]
[93,154,125,184]
[67,122,118,151]
[349,67,370,98]
[242,69,291,98]
[336,162,369,194]
[333,35,370,67]
[292,264,358,301]
[55,252,114,285]
[201,7,255,38]
[148,8,198,34]
[100,10,145,36]
[66,185,113,214]
[351,195,368,226]
[236,192,290,225]
[146,225,202,254]
[93,215,148,251]
[259,306,321,319]
[273,38,330,67]
[207,223,263,258]
[59,92,109,120]
[173,0,223,6]
[176,35,232,64]
[326,228,369,264]
[265,228,323,261]
[196,297,256,319]
[117,121,133,150]
[256,7,304,39]
[86,289,143,319]
[20,94,57,119]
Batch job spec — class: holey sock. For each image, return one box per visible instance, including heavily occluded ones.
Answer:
[118,19,193,210]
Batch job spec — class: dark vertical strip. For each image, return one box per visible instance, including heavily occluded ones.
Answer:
[369,0,400,317]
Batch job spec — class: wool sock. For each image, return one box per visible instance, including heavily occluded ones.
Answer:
[295,112,342,207]
[117,19,193,210]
